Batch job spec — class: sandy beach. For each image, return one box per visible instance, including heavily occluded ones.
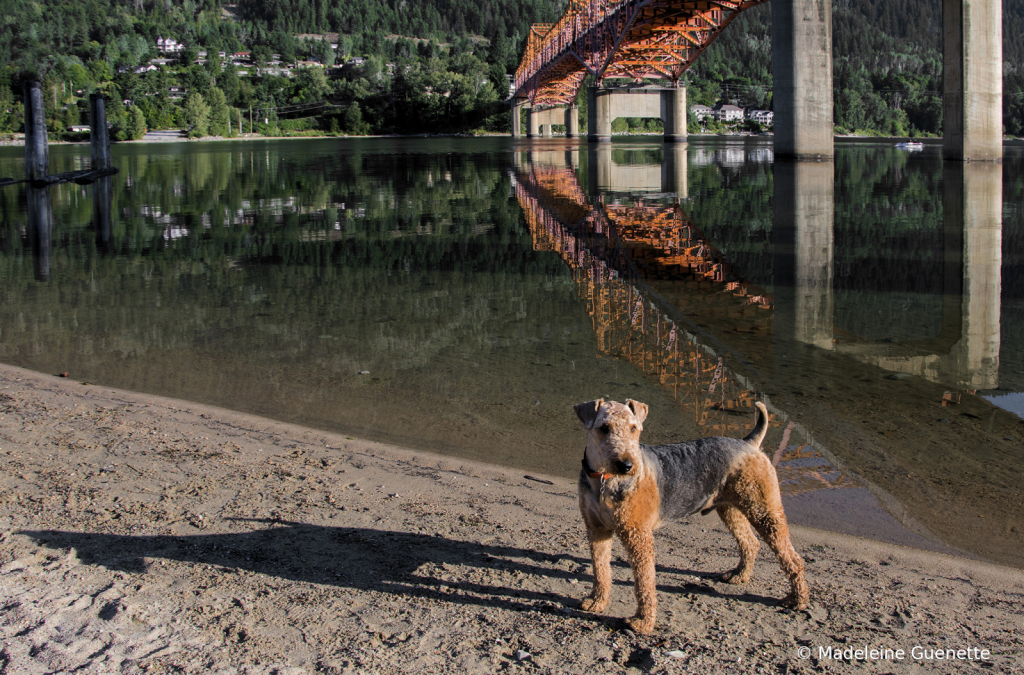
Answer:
[1,363,1022,674]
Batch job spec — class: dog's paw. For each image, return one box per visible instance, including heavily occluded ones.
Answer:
[719,568,752,585]
[580,596,608,613]
[780,592,809,611]
[625,615,656,635]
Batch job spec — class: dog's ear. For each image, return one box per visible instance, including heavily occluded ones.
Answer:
[573,399,604,429]
[626,399,649,425]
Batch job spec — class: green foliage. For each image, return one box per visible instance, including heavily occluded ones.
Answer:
[126,105,148,140]
[3,0,1022,137]
[208,87,230,137]
[184,92,211,138]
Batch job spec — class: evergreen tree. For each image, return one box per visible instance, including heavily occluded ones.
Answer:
[219,63,241,105]
[126,105,147,140]
[183,92,210,138]
[208,87,230,136]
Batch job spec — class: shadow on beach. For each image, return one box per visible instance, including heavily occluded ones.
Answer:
[20,520,783,618]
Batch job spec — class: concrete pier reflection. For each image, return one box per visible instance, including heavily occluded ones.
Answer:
[772,160,1002,390]
[830,162,1002,389]
[773,161,835,353]
[585,144,687,197]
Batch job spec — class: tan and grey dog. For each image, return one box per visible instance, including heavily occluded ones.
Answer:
[574,398,809,634]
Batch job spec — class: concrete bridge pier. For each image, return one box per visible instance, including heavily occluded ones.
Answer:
[773,161,835,354]
[528,107,565,138]
[663,87,687,143]
[565,106,579,138]
[943,0,1003,160]
[587,86,688,143]
[588,88,612,142]
[771,0,833,159]
[512,101,526,138]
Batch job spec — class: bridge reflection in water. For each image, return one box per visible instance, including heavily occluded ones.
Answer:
[513,144,1019,567]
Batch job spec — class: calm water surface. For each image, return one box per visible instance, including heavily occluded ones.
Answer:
[1,137,1022,568]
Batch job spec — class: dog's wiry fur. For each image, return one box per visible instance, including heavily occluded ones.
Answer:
[574,398,809,634]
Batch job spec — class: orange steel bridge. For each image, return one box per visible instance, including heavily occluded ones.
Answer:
[514,0,769,108]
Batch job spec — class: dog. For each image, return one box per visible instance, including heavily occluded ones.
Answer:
[574,398,809,634]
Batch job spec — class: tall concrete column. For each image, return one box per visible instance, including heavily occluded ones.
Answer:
[663,86,687,142]
[565,105,579,138]
[587,87,612,142]
[943,0,1003,161]
[528,108,540,138]
[771,0,833,159]
[774,161,835,353]
[943,162,1001,386]
[540,124,552,137]
[512,101,526,138]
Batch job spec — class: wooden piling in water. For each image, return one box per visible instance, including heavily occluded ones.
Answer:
[89,93,111,170]
[23,81,49,181]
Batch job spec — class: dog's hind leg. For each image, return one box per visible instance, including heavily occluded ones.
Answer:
[724,456,810,610]
[716,504,760,584]
[580,526,613,613]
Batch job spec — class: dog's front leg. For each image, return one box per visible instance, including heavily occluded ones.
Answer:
[580,527,613,613]
[619,526,657,634]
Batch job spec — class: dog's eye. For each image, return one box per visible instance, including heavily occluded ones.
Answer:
[599,424,609,434]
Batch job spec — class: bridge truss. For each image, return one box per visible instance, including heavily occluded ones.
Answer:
[514,0,768,108]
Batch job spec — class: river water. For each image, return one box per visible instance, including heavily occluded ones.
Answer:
[1,137,1022,568]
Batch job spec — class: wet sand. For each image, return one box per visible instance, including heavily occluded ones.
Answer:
[1,364,1022,674]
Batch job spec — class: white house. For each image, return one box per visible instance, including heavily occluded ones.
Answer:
[747,109,774,125]
[690,104,713,120]
[713,104,744,122]
[157,37,183,54]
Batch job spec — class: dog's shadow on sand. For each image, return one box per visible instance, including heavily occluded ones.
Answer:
[19,519,782,621]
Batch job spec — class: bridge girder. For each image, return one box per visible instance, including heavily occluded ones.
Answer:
[514,0,767,108]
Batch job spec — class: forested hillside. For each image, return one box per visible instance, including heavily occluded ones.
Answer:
[0,0,1022,138]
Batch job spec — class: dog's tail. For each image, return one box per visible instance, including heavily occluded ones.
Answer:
[743,401,770,448]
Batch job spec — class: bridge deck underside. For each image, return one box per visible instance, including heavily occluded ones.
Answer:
[516,0,767,108]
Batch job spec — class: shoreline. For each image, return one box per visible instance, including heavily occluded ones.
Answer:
[4,132,1024,148]
[2,363,1023,673]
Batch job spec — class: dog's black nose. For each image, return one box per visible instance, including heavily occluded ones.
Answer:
[617,460,633,474]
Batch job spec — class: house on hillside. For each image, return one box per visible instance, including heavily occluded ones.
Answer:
[690,104,713,120]
[713,104,744,122]
[747,109,774,125]
[157,37,183,54]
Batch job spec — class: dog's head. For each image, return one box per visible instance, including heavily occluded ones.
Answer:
[574,398,648,476]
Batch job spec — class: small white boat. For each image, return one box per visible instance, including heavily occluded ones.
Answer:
[895,141,924,151]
